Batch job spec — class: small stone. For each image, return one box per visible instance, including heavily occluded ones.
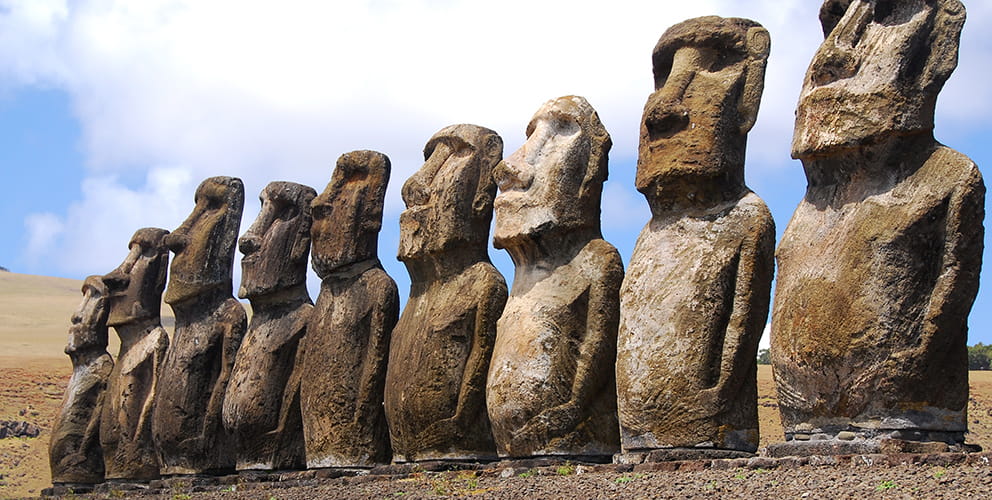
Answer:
[837,432,857,441]
[794,434,811,441]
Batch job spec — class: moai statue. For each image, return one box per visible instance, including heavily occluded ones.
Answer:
[301,151,399,468]
[223,181,316,471]
[771,0,983,454]
[153,176,247,475]
[616,16,775,460]
[487,97,620,460]
[50,276,114,485]
[385,125,507,462]
[99,228,170,481]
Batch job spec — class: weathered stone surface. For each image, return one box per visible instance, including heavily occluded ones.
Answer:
[386,124,506,462]
[487,97,620,459]
[772,0,983,445]
[100,228,170,480]
[50,276,114,484]
[154,176,247,475]
[223,181,316,471]
[301,151,398,468]
[616,16,775,455]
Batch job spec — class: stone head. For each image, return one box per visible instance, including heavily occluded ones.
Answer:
[310,150,390,278]
[398,124,502,261]
[492,96,611,248]
[103,227,170,326]
[163,176,245,305]
[636,16,770,206]
[793,0,965,158]
[66,275,110,355]
[238,181,317,299]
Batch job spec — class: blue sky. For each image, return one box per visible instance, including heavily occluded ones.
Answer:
[2,0,991,348]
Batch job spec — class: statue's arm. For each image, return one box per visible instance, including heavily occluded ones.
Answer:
[355,275,399,423]
[136,329,169,437]
[513,244,621,443]
[921,167,984,347]
[718,210,775,394]
[452,273,506,425]
[82,360,111,455]
[203,303,247,439]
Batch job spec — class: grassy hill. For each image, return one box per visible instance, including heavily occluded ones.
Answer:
[0,271,176,367]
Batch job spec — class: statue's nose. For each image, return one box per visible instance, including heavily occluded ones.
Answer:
[164,232,188,253]
[239,233,261,255]
[102,269,129,291]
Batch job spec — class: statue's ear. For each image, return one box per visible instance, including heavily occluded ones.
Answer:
[291,226,312,263]
[739,26,770,135]
[922,0,965,93]
[472,133,502,217]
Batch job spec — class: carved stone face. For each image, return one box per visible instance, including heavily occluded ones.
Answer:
[67,276,109,354]
[792,0,965,158]
[398,125,501,261]
[103,228,170,326]
[239,182,316,299]
[493,96,609,247]
[164,176,245,305]
[635,17,768,207]
[311,150,390,278]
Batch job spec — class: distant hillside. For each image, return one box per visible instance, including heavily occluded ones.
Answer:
[0,272,176,362]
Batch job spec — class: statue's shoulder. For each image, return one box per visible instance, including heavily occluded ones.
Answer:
[926,145,983,191]
[361,265,399,302]
[579,238,623,273]
[464,261,508,294]
[217,298,248,327]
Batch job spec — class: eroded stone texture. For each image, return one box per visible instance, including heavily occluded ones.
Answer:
[487,97,620,459]
[50,276,114,485]
[223,182,316,471]
[772,0,983,448]
[385,125,506,462]
[301,151,398,468]
[99,228,170,480]
[616,17,775,455]
[153,176,247,475]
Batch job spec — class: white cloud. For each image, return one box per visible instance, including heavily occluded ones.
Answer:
[5,0,991,279]
[760,323,771,351]
[24,212,64,264]
[0,0,69,89]
[27,167,196,275]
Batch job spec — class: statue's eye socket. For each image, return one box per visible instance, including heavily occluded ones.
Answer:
[205,197,223,210]
[874,0,894,23]
[707,51,744,72]
[273,203,299,221]
[873,0,921,26]
[551,116,579,137]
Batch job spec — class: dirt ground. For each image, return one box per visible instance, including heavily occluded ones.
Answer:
[3,271,992,498]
